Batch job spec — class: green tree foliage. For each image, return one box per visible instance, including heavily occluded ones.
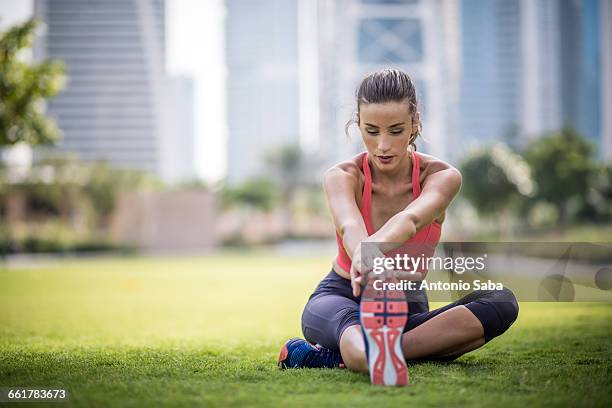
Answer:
[578,163,612,221]
[264,144,319,198]
[82,161,158,223]
[220,178,278,212]
[460,143,535,215]
[1,156,156,227]
[265,145,304,184]
[524,128,596,223]
[12,156,83,219]
[264,144,322,229]
[0,18,65,146]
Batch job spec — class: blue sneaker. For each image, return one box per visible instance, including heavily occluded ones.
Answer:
[278,338,344,369]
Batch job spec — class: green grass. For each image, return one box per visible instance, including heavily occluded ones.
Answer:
[1,253,611,407]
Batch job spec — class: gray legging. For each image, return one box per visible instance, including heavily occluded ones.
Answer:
[302,269,519,352]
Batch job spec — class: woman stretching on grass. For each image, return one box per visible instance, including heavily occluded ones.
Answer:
[278,68,519,386]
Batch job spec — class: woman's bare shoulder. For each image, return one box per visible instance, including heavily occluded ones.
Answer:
[415,151,461,177]
[323,154,365,195]
[325,153,364,179]
[415,151,462,197]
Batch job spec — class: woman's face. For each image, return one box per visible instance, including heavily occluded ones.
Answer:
[358,101,419,172]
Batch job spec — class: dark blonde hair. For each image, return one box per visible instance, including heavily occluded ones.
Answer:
[345,68,421,150]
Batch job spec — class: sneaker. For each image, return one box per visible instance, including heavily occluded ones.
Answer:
[278,338,344,369]
[359,276,409,386]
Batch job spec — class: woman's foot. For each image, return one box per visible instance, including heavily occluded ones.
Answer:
[360,277,409,386]
[278,338,344,369]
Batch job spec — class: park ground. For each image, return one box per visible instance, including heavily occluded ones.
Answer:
[1,253,611,407]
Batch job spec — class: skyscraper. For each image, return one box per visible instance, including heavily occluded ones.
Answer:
[573,0,601,148]
[461,0,522,149]
[521,0,603,152]
[164,75,197,182]
[519,0,563,140]
[33,0,168,177]
[602,0,612,162]
[461,0,604,157]
[225,0,300,184]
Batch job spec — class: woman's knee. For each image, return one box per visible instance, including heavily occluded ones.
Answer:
[301,295,360,351]
[495,287,519,325]
[465,287,519,342]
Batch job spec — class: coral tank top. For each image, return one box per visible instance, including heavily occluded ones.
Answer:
[334,150,442,273]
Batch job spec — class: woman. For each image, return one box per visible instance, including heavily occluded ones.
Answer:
[278,69,518,386]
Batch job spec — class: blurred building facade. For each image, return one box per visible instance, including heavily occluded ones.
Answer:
[461,0,521,151]
[111,190,217,251]
[520,0,562,140]
[225,0,300,184]
[164,75,197,182]
[33,0,172,178]
[462,0,607,157]
[560,0,600,147]
[603,0,612,162]
[522,0,602,146]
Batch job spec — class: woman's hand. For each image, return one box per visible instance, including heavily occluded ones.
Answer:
[351,239,434,295]
[350,248,424,297]
[349,244,363,297]
[349,242,386,297]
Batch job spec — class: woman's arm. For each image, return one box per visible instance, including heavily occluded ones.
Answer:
[368,153,462,245]
[323,163,368,259]
[324,161,388,296]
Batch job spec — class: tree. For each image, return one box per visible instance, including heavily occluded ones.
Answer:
[0,18,65,265]
[460,143,535,236]
[0,18,65,146]
[524,128,596,224]
[264,144,316,235]
[220,178,278,213]
[82,161,158,228]
[578,163,612,222]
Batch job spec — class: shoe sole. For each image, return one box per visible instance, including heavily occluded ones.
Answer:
[360,276,409,386]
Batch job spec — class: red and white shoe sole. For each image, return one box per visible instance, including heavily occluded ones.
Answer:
[360,278,409,386]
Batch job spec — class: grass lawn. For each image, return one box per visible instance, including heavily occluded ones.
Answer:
[1,253,611,407]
